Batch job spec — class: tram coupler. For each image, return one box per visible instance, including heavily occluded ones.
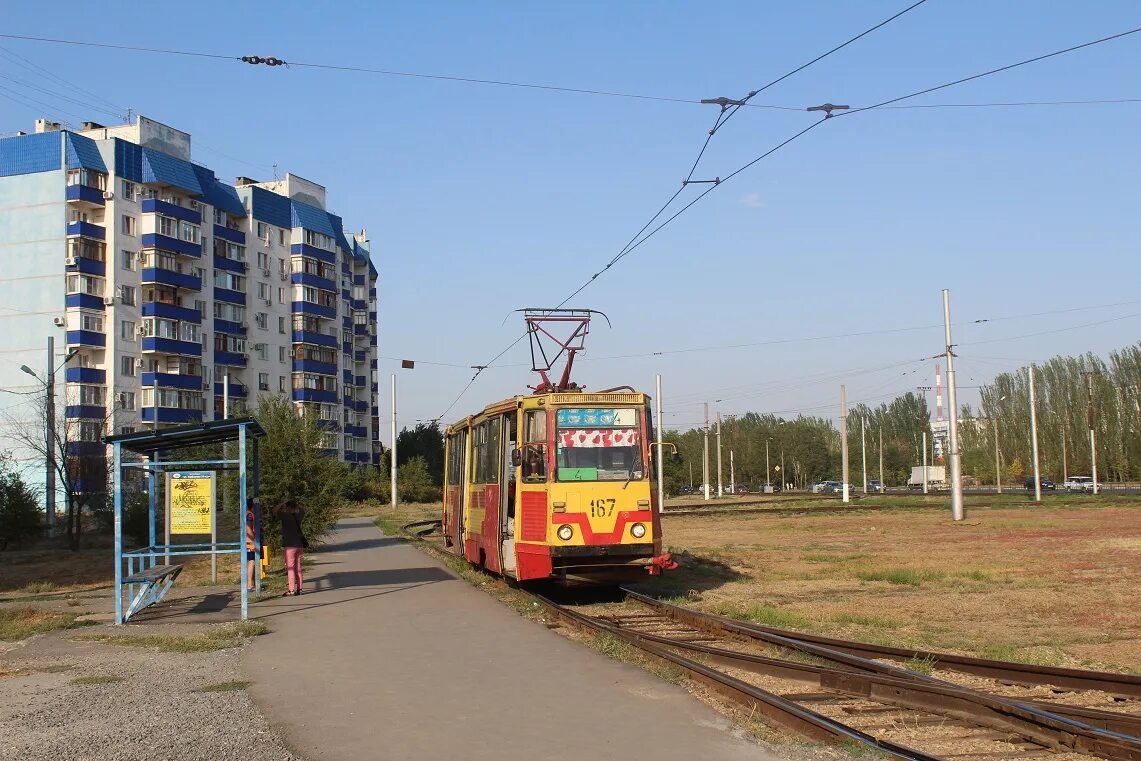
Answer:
[648,553,678,575]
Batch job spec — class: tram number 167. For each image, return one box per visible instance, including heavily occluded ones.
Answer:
[589,498,616,517]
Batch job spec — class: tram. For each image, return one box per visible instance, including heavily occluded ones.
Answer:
[439,309,675,584]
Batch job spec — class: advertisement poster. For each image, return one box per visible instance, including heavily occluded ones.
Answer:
[167,471,216,535]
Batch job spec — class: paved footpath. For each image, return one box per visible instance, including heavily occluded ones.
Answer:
[243,517,783,761]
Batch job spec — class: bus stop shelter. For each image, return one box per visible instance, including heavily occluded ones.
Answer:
[105,418,266,625]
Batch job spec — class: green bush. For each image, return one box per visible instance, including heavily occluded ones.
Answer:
[0,463,41,550]
[397,456,440,503]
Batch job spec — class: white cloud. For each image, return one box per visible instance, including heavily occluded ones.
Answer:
[740,192,765,209]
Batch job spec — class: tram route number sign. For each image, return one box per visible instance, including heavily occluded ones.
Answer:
[167,471,216,535]
[557,408,637,427]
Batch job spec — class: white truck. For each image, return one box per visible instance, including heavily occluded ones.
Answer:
[908,465,946,490]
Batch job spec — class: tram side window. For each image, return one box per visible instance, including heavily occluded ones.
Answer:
[473,419,501,484]
[446,432,464,486]
[472,425,487,484]
[522,410,548,483]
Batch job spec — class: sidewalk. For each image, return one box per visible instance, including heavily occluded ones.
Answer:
[243,517,782,761]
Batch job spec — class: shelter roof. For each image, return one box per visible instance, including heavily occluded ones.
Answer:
[104,417,265,455]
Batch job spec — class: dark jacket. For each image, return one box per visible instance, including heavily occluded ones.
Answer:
[280,510,307,549]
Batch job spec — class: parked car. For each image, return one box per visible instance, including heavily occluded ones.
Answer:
[1063,476,1095,493]
[821,481,856,495]
[868,480,884,493]
[1024,477,1056,491]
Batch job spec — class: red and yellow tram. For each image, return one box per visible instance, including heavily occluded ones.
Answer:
[441,388,674,584]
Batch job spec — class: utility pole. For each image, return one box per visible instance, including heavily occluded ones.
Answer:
[688,461,693,489]
[943,289,964,521]
[729,450,735,495]
[780,448,785,491]
[861,418,868,494]
[1029,364,1042,503]
[922,431,929,494]
[993,413,1002,494]
[840,384,849,504]
[655,374,664,511]
[390,374,397,508]
[1061,425,1068,482]
[716,412,723,498]
[878,427,884,490]
[702,403,710,501]
[765,439,770,491]
[44,336,56,533]
[1085,372,1098,494]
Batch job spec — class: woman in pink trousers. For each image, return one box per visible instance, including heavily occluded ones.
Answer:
[278,500,308,596]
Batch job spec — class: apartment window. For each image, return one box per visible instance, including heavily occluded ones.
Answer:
[258,372,269,391]
[194,299,207,318]
[119,391,136,411]
[122,180,136,200]
[157,215,178,237]
[121,355,136,376]
[121,215,136,236]
[304,229,335,251]
[257,282,270,300]
[278,375,286,392]
[255,312,268,330]
[179,222,200,244]
[214,239,246,262]
[278,229,286,245]
[279,346,287,362]
[214,209,226,225]
[257,251,269,269]
[278,257,286,276]
[67,168,106,190]
[121,250,136,271]
[77,421,104,442]
[213,271,246,292]
[256,344,268,361]
[277,316,285,334]
[121,320,136,341]
[120,285,136,306]
[276,287,285,305]
[120,426,136,435]
[256,221,270,240]
[213,302,245,322]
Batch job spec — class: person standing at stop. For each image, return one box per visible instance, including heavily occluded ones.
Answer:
[279,500,307,596]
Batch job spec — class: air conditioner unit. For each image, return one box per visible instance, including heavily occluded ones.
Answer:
[53,316,66,328]
[253,343,266,351]
[137,325,148,336]
[103,296,116,306]
[102,190,114,201]
[280,273,287,281]
[288,348,296,358]
[65,255,77,266]
[261,268,271,277]
[202,381,211,390]
[264,298,272,307]
[262,236,270,248]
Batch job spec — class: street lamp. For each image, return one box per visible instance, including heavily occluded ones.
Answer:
[994,395,1006,494]
[22,343,79,533]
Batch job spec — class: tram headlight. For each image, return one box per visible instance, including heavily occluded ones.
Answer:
[631,522,647,539]
[557,524,574,541]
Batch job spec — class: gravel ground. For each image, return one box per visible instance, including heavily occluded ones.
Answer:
[0,625,299,761]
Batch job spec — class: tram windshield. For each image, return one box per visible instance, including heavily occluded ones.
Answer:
[554,407,644,482]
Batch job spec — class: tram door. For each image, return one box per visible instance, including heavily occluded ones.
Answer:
[500,413,518,574]
[446,429,468,551]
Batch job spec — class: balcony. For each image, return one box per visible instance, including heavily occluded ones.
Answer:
[342,369,353,385]
[141,233,201,258]
[292,330,338,349]
[294,359,338,376]
[142,267,201,292]
[292,388,338,404]
[66,367,106,384]
[292,301,337,320]
[66,220,105,240]
[65,405,106,420]
[141,198,201,224]
[66,184,106,206]
[213,287,246,305]
[290,243,336,265]
[212,381,248,398]
[142,302,201,323]
[213,255,247,274]
[142,407,203,425]
[66,330,106,348]
[291,272,337,292]
[141,372,203,391]
[214,224,245,244]
[141,337,202,357]
[213,318,246,336]
[66,293,107,311]
[214,351,248,368]
[345,424,368,438]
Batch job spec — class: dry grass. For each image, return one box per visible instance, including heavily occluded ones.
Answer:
[197,680,252,692]
[72,620,267,652]
[0,606,89,641]
[635,500,1141,671]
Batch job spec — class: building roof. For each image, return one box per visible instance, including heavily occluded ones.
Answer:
[192,164,246,218]
[142,147,202,196]
[0,131,62,176]
[291,198,337,237]
[65,133,108,173]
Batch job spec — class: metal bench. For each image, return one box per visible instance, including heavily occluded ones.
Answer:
[122,564,184,621]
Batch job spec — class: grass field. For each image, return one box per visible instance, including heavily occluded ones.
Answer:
[636,495,1141,672]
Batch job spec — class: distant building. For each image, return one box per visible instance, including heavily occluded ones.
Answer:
[0,116,381,504]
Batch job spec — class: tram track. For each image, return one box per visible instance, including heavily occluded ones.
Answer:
[533,590,1141,761]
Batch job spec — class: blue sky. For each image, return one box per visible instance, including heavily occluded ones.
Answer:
[2,1,1139,432]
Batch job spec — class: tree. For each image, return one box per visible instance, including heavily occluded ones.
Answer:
[0,455,41,550]
[254,395,350,548]
[0,388,113,550]
[396,456,439,503]
[397,422,444,484]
